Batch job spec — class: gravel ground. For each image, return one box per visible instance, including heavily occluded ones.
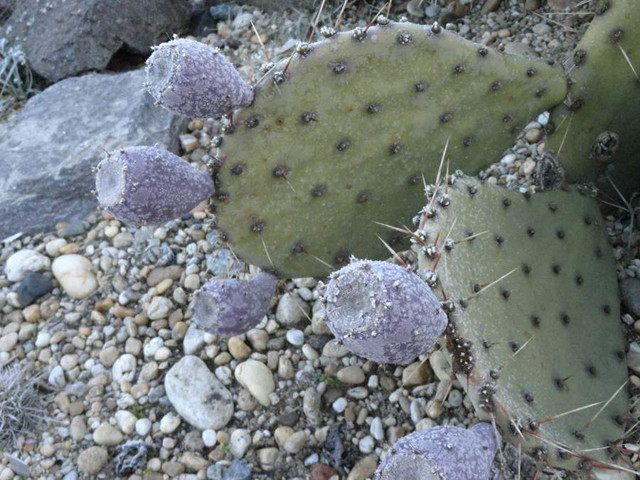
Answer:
[1,1,639,479]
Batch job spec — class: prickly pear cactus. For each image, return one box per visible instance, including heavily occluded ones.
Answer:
[214,21,567,278]
[146,39,254,118]
[95,146,214,226]
[413,176,627,471]
[547,0,640,195]
[375,423,500,480]
[323,260,447,364]
[192,272,277,336]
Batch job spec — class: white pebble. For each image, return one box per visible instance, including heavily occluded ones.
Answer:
[135,418,152,436]
[202,429,217,447]
[143,337,163,358]
[51,254,97,299]
[5,249,51,282]
[537,111,550,126]
[230,429,252,458]
[286,329,304,347]
[332,397,348,413]
[370,417,384,441]
[500,153,516,165]
[359,435,375,454]
[234,360,275,407]
[160,413,181,434]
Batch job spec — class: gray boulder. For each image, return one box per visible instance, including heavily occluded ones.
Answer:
[0,69,187,239]
[1,0,190,82]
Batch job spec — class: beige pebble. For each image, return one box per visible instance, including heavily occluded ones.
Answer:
[52,255,97,299]
[183,274,200,290]
[337,366,365,385]
[228,337,252,360]
[274,426,294,448]
[524,128,543,143]
[22,304,41,322]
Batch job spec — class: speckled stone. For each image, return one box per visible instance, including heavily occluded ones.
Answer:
[165,355,234,430]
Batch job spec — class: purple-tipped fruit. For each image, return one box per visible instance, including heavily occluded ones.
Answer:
[95,146,214,226]
[323,260,448,364]
[192,272,277,336]
[146,38,254,118]
[376,423,500,480]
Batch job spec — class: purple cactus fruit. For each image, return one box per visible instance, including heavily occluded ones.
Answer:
[95,146,214,226]
[323,260,448,364]
[146,38,254,118]
[192,272,277,336]
[376,423,501,480]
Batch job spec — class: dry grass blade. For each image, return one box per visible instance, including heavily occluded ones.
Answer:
[250,21,270,62]
[0,365,48,449]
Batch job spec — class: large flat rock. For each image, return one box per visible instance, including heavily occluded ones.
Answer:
[1,0,190,82]
[0,69,187,239]
[165,355,234,430]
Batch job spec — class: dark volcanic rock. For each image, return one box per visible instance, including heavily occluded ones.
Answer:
[1,0,190,82]
[17,273,53,306]
[0,69,187,239]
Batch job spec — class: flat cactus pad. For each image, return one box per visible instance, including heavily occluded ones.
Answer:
[414,177,627,471]
[214,21,567,278]
[547,0,640,196]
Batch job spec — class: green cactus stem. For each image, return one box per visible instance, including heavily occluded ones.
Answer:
[546,0,640,196]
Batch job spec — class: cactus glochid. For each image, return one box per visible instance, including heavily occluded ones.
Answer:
[95,146,214,227]
[412,176,627,472]
[375,423,500,480]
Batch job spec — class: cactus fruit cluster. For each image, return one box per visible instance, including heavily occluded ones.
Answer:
[412,176,627,471]
[323,260,447,364]
[375,423,500,480]
[95,3,638,276]
[90,2,640,478]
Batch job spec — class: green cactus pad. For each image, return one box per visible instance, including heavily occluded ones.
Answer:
[214,21,567,278]
[414,177,627,471]
[547,0,640,195]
